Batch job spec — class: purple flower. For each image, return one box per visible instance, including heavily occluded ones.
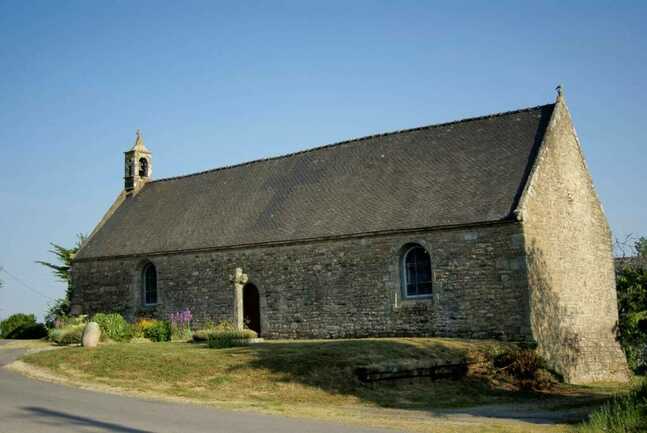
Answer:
[168,308,192,327]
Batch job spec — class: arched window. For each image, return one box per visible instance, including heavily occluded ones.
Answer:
[143,263,157,305]
[402,244,433,298]
[139,158,148,177]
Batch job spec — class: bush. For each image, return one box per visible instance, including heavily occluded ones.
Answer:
[488,348,553,389]
[91,313,132,342]
[616,261,647,373]
[51,314,87,329]
[44,298,71,328]
[192,320,235,342]
[132,318,157,338]
[201,321,258,348]
[143,320,172,342]
[192,328,214,342]
[48,324,84,345]
[493,349,540,379]
[577,380,647,433]
[12,323,48,339]
[206,329,257,348]
[0,313,47,339]
[191,320,220,342]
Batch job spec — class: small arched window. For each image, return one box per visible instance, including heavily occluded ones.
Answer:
[139,158,148,177]
[143,263,157,305]
[402,244,433,298]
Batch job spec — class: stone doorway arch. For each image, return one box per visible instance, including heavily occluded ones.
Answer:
[243,283,261,336]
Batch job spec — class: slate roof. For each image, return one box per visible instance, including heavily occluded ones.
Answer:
[76,103,555,260]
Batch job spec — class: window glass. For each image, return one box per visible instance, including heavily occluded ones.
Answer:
[144,263,157,305]
[403,245,432,297]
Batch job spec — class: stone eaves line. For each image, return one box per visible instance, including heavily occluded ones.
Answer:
[73,218,521,263]
[148,103,554,185]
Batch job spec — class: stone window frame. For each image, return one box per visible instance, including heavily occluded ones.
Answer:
[138,259,160,307]
[394,240,435,306]
[401,244,433,298]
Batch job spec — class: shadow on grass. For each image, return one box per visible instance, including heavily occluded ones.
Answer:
[221,338,613,424]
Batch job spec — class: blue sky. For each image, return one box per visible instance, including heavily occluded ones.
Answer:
[1,1,645,320]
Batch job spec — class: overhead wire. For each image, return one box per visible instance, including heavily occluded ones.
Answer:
[0,266,56,301]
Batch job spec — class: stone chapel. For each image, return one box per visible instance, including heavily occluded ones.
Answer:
[71,91,629,383]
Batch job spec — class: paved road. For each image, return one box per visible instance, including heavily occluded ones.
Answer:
[0,346,397,433]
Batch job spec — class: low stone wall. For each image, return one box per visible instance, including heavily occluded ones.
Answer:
[355,360,470,382]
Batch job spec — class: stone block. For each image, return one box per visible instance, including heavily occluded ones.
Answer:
[82,322,101,348]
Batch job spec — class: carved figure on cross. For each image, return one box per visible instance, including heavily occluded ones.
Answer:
[230,267,248,287]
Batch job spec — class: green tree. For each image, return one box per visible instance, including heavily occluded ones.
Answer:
[635,237,647,258]
[36,234,86,324]
[616,237,647,372]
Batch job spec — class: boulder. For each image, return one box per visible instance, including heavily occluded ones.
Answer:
[82,322,101,348]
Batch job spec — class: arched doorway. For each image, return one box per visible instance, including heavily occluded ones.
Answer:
[243,283,261,336]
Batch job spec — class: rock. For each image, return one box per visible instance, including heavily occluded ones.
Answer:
[82,322,101,348]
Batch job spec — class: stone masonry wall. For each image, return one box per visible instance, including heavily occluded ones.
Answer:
[518,97,629,383]
[71,222,532,341]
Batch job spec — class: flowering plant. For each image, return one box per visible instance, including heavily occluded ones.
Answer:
[168,308,193,341]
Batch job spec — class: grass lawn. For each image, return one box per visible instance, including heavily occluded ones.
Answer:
[19,338,632,433]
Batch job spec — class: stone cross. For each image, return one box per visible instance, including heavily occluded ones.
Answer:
[229,267,248,330]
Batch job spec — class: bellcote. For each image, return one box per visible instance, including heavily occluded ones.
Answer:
[124,129,152,193]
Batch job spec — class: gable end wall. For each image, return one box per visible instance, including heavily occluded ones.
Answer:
[518,98,628,383]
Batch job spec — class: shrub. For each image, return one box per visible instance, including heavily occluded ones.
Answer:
[12,323,48,339]
[489,348,553,389]
[91,313,132,342]
[493,349,540,379]
[143,320,171,342]
[44,298,71,328]
[48,324,84,345]
[0,313,47,339]
[207,329,257,348]
[616,261,647,373]
[192,329,213,342]
[132,318,157,338]
[201,321,258,348]
[577,380,647,433]
[52,315,87,329]
[192,320,222,342]
[193,320,234,342]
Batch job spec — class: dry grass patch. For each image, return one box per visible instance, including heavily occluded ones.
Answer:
[20,338,630,433]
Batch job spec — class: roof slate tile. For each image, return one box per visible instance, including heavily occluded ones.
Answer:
[76,104,555,259]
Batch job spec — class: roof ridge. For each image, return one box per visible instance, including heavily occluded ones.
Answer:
[149,102,554,185]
